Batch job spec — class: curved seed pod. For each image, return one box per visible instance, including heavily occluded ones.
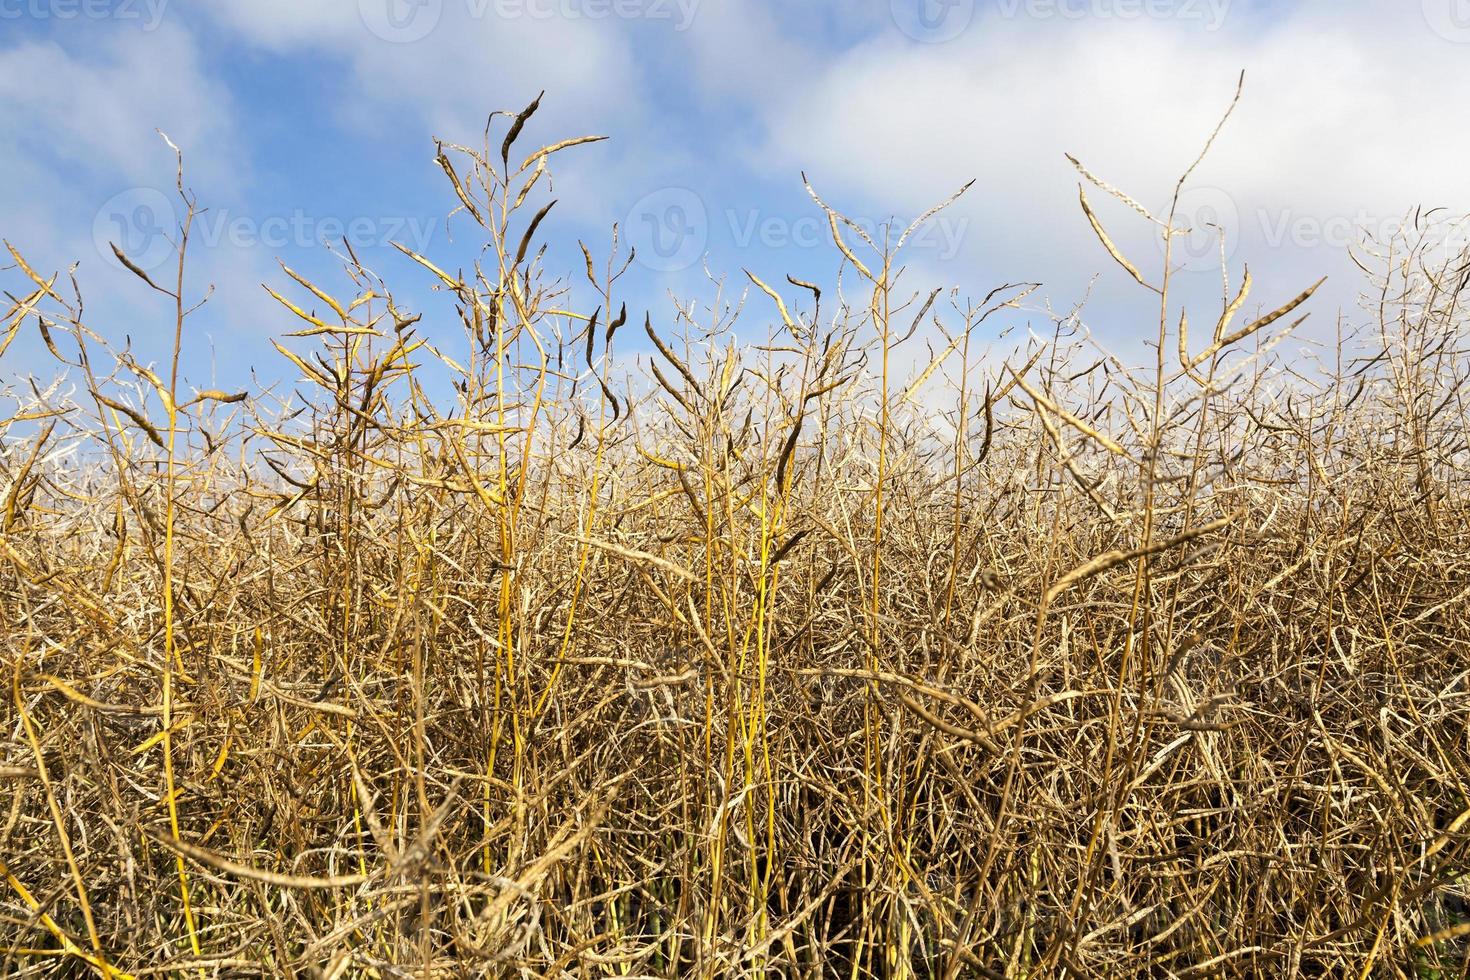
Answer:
[36,318,71,364]
[606,302,627,345]
[579,240,598,286]
[1078,184,1157,294]
[771,528,810,566]
[517,135,608,174]
[649,358,694,414]
[110,242,166,293]
[813,562,840,595]
[435,146,485,226]
[94,393,163,448]
[185,390,248,408]
[584,306,601,367]
[897,288,941,345]
[501,90,544,167]
[787,274,820,310]
[775,411,803,492]
[675,467,708,527]
[977,380,995,464]
[598,375,621,421]
[0,286,45,360]
[1193,277,1324,367]
[644,315,699,391]
[514,199,556,269]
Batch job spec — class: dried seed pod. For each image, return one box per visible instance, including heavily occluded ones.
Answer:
[514,199,557,269]
[584,305,601,367]
[501,90,544,167]
[606,302,627,345]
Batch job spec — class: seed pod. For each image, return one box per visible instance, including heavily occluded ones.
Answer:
[598,375,621,421]
[584,306,601,367]
[645,315,699,391]
[649,358,694,414]
[606,302,627,345]
[977,381,994,463]
[786,274,820,309]
[675,467,708,527]
[36,318,68,363]
[579,240,598,285]
[111,242,165,292]
[771,529,809,566]
[514,199,556,268]
[775,411,803,492]
[435,147,485,226]
[93,392,164,448]
[502,90,544,167]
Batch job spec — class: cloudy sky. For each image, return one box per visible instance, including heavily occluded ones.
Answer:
[2,0,1467,389]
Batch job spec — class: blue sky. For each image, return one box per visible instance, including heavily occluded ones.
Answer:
[2,0,1468,392]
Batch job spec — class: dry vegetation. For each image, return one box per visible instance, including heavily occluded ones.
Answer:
[2,90,1469,978]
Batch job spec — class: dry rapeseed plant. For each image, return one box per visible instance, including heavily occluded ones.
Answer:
[1,87,1469,978]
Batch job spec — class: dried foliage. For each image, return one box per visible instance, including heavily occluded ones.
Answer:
[2,92,1469,977]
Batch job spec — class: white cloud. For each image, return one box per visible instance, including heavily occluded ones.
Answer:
[202,0,642,142]
[739,3,1470,354]
[0,21,276,383]
[673,0,814,104]
[0,22,235,188]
